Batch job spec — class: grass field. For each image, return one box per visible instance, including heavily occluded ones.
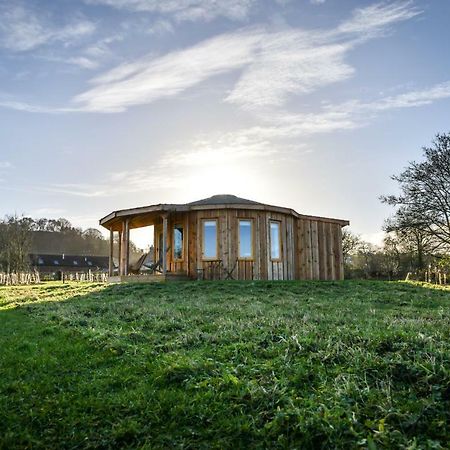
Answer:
[0,280,449,449]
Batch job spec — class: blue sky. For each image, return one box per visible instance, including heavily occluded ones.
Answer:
[1,0,450,248]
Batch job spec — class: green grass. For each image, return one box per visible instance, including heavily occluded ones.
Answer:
[0,280,449,449]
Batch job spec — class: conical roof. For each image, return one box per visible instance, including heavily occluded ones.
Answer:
[187,194,262,206]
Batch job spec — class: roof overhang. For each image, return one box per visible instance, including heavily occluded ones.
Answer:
[100,202,349,230]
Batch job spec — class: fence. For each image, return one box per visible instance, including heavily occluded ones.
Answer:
[62,271,108,283]
[0,271,41,286]
[405,266,449,285]
[0,270,108,285]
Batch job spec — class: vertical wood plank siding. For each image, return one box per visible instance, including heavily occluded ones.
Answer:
[157,208,344,281]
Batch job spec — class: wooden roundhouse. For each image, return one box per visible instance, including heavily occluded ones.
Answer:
[100,194,349,282]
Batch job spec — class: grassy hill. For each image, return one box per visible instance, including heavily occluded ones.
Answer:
[0,280,449,449]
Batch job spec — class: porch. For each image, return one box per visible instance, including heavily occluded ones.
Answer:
[106,209,188,282]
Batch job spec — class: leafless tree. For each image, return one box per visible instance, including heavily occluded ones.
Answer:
[0,215,33,272]
[381,132,450,252]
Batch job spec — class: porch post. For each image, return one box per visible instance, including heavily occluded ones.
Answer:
[162,213,168,277]
[118,230,122,276]
[109,228,114,276]
[124,218,130,276]
[185,215,189,276]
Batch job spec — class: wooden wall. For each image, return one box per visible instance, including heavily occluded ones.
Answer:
[296,218,343,280]
[153,208,345,281]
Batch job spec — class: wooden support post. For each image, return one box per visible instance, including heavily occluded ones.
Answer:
[162,214,168,277]
[118,231,122,276]
[124,219,130,276]
[120,220,130,276]
[186,216,189,277]
[109,228,114,277]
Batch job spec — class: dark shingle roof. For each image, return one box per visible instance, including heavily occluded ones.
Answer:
[29,254,110,269]
[187,194,262,206]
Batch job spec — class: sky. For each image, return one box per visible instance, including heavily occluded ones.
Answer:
[1,0,450,250]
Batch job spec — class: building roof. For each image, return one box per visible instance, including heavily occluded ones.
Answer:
[29,254,111,270]
[187,194,263,206]
[99,194,350,229]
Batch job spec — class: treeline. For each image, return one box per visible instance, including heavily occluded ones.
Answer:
[346,132,450,280]
[30,218,109,255]
[0,216,141,272]
[343,230,450,280]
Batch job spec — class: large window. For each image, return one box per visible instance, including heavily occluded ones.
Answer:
[202,220,217,259]
[239,219,253,259]
[270,221,281,260]
[173,224,184,260]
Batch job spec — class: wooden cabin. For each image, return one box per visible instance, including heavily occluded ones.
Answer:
[99,194,349,282]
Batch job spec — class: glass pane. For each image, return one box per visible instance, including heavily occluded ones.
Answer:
[174,225,183,259]
[239,220,252,258]
[270,222,280,259]
[203,220,217,258]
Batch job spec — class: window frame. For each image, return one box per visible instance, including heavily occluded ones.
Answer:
[238,218,254,260]
[172,223,184,261]
[269,220,282,261]
[201,218,219,260]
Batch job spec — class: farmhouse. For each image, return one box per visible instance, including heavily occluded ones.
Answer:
[99,194,349,282]
[29,253,111,279]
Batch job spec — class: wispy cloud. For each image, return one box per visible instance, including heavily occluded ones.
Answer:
[0,3,95,52]
[0,100,74,114]
[74,1,422,113]
[147,19,174,36]
[0,0,432,121]
[40,54,100,70]
[225,33,354,110]
[84,0,256,22]
[337,0,421,36]
[238,81,450,139]
[227,1,422,111]
[73,28,262,112]
[159,131,277,168]
[352,81,450,111]
[0,161,12,169]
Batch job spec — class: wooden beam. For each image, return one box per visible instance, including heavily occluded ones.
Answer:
[109,228,114,276]
[162,214,168,276]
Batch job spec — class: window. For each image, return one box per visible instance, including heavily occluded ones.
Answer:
[202,220,217,259]
[173,224,184,260]
[239,219,253,259]
[270,221,281,260]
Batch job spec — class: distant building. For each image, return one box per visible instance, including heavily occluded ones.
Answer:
[29,254,112,278]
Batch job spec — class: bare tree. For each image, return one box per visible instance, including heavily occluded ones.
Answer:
[381,132,450,251]
[0,215,33,272]
[342,229,362,260]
